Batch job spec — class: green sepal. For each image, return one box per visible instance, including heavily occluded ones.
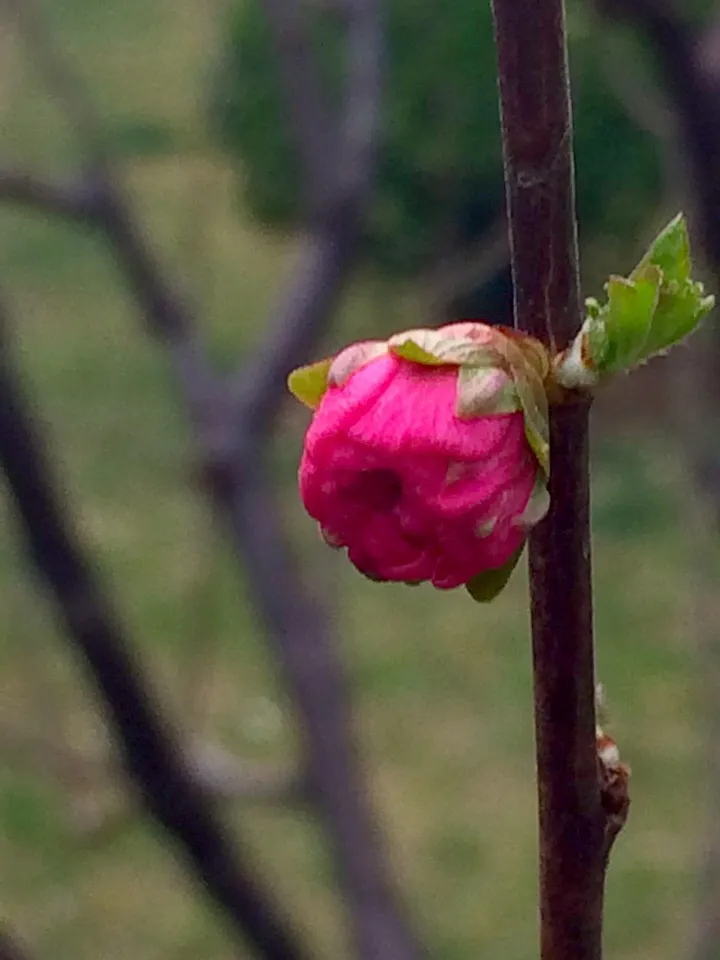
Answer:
[388,328,495,367]
[456,366,520,417]
[287,358,333,409]
[465,545,525,603]
[502,345,550,476]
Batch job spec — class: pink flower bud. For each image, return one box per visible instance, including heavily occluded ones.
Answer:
[295,325,549,590]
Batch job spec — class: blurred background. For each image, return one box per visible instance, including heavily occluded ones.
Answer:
[0,0,718,958]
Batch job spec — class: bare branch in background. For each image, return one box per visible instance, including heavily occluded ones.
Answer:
[235,0,384,439]
[0,170,98,220]
[0,317,312,960]
[0,0,104,159]
[0,720,300,807]
[0,2,425,958]
[221,469,425,960]
[596,35,675,142]
[222,4,424,954]
[596,0,720,269]
[261,0,337,212]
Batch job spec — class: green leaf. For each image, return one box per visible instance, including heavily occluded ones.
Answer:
[597,266,661,372]
[489,335,550,475]
[287,358,332,408]
[640,280,714,358]
[563,213,716,386]
[632,212,689,284]
[465,545,524,603]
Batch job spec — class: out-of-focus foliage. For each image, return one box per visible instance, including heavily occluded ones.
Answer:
[211,0,662,277]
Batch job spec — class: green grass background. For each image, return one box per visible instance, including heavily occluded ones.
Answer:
[0,2,708,958]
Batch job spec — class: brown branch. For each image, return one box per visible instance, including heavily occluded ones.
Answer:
[596,0,720,270]
[212,466,424,960]
[0,323,312,960]
[0,0,105,158]
[0,720,300,806]
[218,6,423,954]
[261,0,336,212]
[491,1,606,959]
[0,170,98,220]
[235,0,383,440]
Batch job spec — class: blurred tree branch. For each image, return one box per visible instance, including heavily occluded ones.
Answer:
[595,0,720,271]
[0,314,312,960]
[0,720,301,811]
[0,171,99,220]
[260,0,337,212]
[0,1,425,958]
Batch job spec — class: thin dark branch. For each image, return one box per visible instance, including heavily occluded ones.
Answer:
[236,226,356,441]
[0,3,423,958]
[0,168,221,437]
[0,0,217,409]
[220,4,423,953]
[331,0,384,210]
[0,170,98,220]
[210,465,425,960]
[491,1,606,959]
[236,0,383,440]
[0,324,311,960]
[0,0,106,160]
[261,0,337,212]
[596,0,720,268]
[88,180,221,407]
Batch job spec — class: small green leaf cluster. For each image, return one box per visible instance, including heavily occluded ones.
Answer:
[587,215,714,375]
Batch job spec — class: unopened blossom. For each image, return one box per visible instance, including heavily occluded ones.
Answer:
[290,322,550,594]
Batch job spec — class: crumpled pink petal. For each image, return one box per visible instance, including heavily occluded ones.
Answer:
[299,351,541,589]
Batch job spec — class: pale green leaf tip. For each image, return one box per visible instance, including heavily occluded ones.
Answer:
[287,358,332,409]
[456,367,521,418]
